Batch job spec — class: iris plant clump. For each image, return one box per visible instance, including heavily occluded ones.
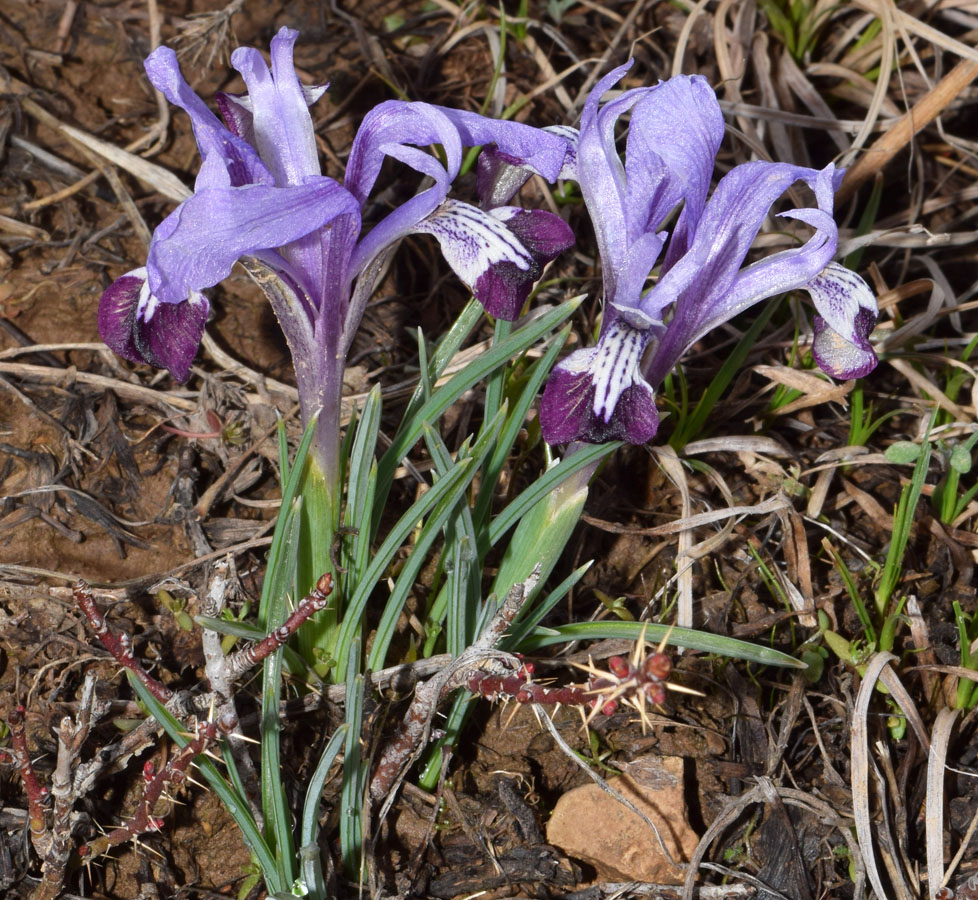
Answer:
[98,27,574,494]
[93,32,880,893]
[480,62,879,446]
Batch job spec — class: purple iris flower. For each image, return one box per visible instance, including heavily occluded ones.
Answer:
[98,27,573,476]
[481,62,878,445]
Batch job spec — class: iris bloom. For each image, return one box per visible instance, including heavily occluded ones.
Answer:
[98,27,573,480]
[483,62,878,445]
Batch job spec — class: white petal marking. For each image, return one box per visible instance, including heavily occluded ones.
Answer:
[131,268,159,322]
[806,261,876,345]
[590,320,645,421]
[416,200,533,285]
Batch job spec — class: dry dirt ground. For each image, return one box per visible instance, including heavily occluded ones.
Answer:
[2,1,978,899]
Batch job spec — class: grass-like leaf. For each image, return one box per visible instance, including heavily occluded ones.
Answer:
[126,672,284,893]
[517,621,807,668]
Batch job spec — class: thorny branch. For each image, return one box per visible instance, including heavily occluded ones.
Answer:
[368,568,681,810]
[4,571,335,900]
[72,579,173,704]
[78,719,220,860]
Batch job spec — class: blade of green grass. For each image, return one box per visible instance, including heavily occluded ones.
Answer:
[300,724,348,900]
[517,621,807,668]
[126,673,284,893]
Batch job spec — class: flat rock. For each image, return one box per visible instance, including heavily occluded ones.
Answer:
[546,756,698,884]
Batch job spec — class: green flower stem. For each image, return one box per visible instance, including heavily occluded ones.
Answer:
[296,454,340,670]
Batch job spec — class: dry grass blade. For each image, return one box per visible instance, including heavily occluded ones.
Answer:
[19,97,190,204]
[838,58,978,205]
[852,652,918,900]
[927,707,959,898]
[681,779,828,900]
[0,361,197,411]
[651,445,693,632]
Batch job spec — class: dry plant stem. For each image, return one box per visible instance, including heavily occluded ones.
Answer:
[32,677,100,900]
[369,569,540,803]
[8,707,48,851]
[73,580,173,703]
[837,59,978,205]
[928,708,960,895]
[223,573,334,680]
[0,361,198,412]
[199,558,263,826]
[16,95,190,204]
[79,720,219,859]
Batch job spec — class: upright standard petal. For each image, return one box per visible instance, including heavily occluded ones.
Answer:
[540,321,659,444]
[807,262,878,378]
[144,47,271,190]
[231,28,322,187]
[626,75,724,265]
[413,201,573,319]
[146,178,359,304]
[98,268,208,383]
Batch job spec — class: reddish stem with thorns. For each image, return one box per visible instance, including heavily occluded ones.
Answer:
[9,706,48,845]
[73,580,173,703]
[224,573,333,680]
[466,651,674,718]
[79,719,218,858]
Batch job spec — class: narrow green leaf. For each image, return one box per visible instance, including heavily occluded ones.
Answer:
[126,673,283,892]
[340,647,364,878]
[333,458,477,671]
[398,299,483,429]
[517,621,807,668]
[502,561,592,648]
[377,300,581,509]
[300,724,348,900]
[473,327,569,535]
[367,420,500,670]
[488,441,618,546]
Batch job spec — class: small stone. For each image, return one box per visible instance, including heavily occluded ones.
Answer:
[546,756,698,884]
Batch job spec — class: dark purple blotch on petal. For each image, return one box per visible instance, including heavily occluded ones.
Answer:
[503,209,575,264]
[98,273,147,366]
[473,260,542,321]
[473,209,573,319]
[811,311,878,380]
[98,272,208,383]
[540,366,659,445]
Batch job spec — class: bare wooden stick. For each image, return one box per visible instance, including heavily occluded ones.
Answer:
[837,59,978,206]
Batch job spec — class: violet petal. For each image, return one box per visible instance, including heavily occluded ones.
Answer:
[231,28,322,187]
[98,268,208,382]
[436,108,572,184]
[627,75,724,266]
[146,178,359,304]
[476,125,579,208]
[642,162,842,384]
[540,321,658,444]
[345,101,463,205]
[144,47,270,190]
